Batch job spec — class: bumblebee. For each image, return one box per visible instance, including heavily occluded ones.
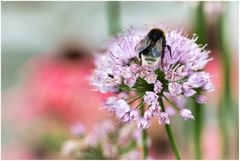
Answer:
[134,28,172,67]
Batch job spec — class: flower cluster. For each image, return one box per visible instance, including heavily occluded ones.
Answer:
[61,120,150,159]
[91,26,214,129]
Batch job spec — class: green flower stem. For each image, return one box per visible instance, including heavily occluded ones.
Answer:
[140,99,148,159]
[218,99,228,159]
[142,129,148,159]
[193,2,207,159]
[217,10,232,114]
[159,97,182,160]
[106,1,121,36]
[193,102,203,159]
[216,10,234,160]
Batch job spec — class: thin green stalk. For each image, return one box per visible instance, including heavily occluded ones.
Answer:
[193,102,203,159]
[192,2,207,159]
[128,94,144,105]
[126,94,141,100]
[216,9,233,160]
[195,2,207,45]
[142,129,148,159]
[217,12,232,113]
[169,78,188,83]
[140,99,148,159]
[218,99,228,159]
[134,101,144,109]
[159,97,181,159]
[162,95,180,111]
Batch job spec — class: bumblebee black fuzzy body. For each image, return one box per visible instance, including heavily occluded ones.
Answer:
[134,28,171,67]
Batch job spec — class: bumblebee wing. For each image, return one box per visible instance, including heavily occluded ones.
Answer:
[134,38,151,53]
[151,39,163,57]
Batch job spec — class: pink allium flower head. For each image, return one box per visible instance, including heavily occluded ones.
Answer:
[154,80,163,93]
[113,99,130,118]
[63,120,147,159]
[195,95,207,104]
[187,72,211,88]
[202,82,215,92]
[121,109,140,123]
[122,66,137,87]
[145,72,157,84]
[129,64,139,74]
[124,76,137,88]
[168,82,182,96]
[137,118,150,129]
[159,112,170,125]
[180,108,194,120]
[121,112,131,122]
[149,103,161,116]
[129,109,140,120]
[144,109,154,120]
[144,91,158,105]
[182,82,197,97]
[91,25,214,128]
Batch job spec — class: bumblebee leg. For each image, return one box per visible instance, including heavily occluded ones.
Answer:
[139,53,142,65]
[135,57,140,64]
[128,57,139,65]
[165,45,172,58]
